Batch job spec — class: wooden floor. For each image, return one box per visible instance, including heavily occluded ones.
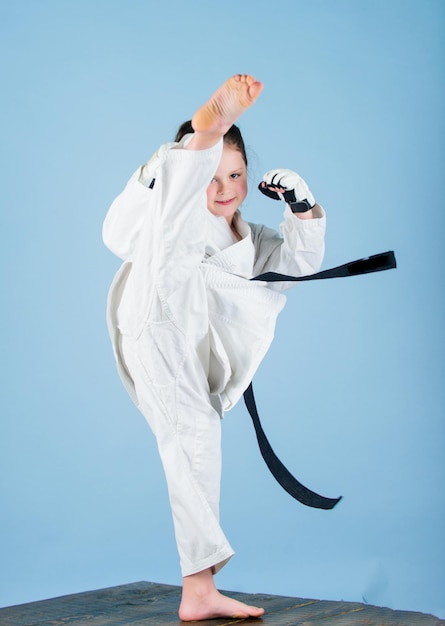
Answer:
[1,581,443,625]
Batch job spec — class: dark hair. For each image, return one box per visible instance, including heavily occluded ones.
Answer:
[175,120,248,167]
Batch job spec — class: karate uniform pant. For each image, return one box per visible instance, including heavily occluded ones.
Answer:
[107,140,236,576]
[119,332,235,577]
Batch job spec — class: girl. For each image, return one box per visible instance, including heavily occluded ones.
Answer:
[103,74,326,621]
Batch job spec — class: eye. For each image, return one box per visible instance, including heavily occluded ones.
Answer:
[230,172,241,179]
[210,177,217,184]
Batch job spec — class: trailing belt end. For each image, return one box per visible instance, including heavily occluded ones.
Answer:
[347,250,396,276]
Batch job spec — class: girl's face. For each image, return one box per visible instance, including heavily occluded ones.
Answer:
[206,144,247,224]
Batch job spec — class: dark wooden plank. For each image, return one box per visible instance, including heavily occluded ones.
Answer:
[220,592,445,626]
[0,581,443,626]
[0,582,180,626]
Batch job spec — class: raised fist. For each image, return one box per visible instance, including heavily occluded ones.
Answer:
[259,168,315,213]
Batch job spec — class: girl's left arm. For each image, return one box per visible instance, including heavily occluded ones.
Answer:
[251,202,326,281]
[252,168,326,280]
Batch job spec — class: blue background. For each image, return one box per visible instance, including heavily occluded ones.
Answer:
[1,0,444,618]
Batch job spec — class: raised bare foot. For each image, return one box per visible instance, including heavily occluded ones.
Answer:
[179,587,264,621]
[179,567,264,621]
[187,74,263,150]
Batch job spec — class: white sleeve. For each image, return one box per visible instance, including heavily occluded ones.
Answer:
[102,166,153,260]
[101,141,174,261]
[251,204,326,281]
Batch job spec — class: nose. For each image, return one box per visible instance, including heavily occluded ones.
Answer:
[217,179,230,195]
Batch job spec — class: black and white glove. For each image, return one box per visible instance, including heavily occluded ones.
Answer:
[258,168,315,213]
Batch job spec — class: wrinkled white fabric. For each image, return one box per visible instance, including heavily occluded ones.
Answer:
[103,137,326,575]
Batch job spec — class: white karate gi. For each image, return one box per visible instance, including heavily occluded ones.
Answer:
[103,137,326,576]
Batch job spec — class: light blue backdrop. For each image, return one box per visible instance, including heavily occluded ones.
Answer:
[1,0,444,619]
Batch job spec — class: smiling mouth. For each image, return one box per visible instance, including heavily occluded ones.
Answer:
[216,198,235,206]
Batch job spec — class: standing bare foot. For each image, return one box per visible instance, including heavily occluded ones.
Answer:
[179,567,265,621]
[187,74,263,151]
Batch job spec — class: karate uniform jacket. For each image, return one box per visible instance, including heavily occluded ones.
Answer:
[103,138,326,413]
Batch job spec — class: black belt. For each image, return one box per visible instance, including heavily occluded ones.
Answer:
[244,251,397,510]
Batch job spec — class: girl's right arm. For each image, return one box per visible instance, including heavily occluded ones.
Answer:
[102,148,165,260]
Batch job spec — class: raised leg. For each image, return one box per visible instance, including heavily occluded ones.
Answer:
[186,74,263,151]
